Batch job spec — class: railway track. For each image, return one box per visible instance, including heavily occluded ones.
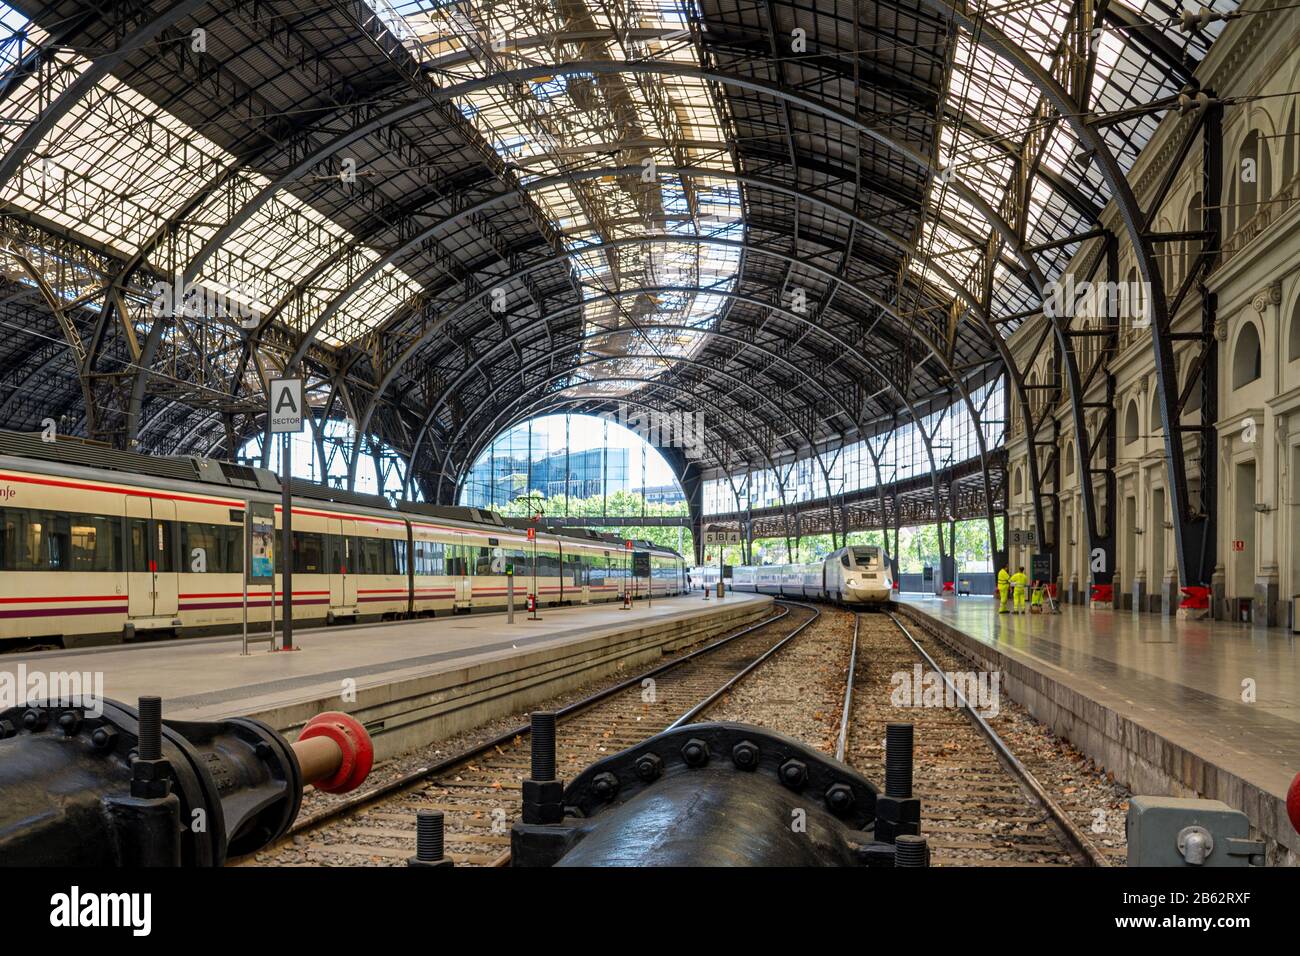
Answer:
[702,604,1113,866]
[245,601,821,867]
[842,610,1110,867]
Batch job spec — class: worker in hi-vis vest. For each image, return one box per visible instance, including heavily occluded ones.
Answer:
[997,565,1011,613]
[1011,566,1029,613]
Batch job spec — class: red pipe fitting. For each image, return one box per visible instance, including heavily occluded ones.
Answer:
[1288,772,1300,836]
[299,711,374,794]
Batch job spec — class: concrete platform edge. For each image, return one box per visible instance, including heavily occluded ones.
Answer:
[893,603,1299,867]
[229,598,772,763]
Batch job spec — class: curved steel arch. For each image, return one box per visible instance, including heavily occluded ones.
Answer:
[397,286,946,554]
[264,157,1006,368]
[0,0,211,192]
[383,243,1002,550]
[357,231,971,430]
[315,159,1035,556]
[403,319,861,474]
[443,378,797,544]
[918,0,1191,587]
[432,349,845,539]
[163,145,1024,558]
[397,53,1172,582]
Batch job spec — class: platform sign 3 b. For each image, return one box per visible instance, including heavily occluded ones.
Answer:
[268,378,304,433]
[1009,528,1037,547]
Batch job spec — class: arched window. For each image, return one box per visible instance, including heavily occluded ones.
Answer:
[1013,467,1024,497]
[1237,130,1272,225]
[1124,400,1140,445]
[1226,173,1237,237]
[1232,321,1263,389]
[1184,355,1203,414]
[1186,192,1202,280]
[1158,218,1176,292]
[1063,442,1075,480]
[1288,298,1300,362]
[1125,265,1143,332]
[1285,101,1296,186]
[1150,391,1163,434]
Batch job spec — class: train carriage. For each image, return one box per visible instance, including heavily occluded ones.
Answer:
[0,430,686,649]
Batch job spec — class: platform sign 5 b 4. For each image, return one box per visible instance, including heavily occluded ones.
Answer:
[703,530,741,545]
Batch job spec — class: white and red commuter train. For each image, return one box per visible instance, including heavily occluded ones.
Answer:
[0,431,685,648]
[692,545,894,607]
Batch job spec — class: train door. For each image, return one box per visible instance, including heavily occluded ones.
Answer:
[126,498,153,618]
[455,533,472,607]
[578,551,590,604]
[152,500,179,617]
[326,517,343,609]
[125,497,178,620]
[338,519,358,611]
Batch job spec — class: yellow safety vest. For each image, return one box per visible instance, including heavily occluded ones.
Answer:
[1010,573,1027,588]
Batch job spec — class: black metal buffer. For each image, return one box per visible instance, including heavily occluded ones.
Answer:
[511,716,929,867]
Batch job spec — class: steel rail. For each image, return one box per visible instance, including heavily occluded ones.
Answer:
[887,611,1108,868]
[834,613,861,763]
[665,600,822,731]
[281,600,802,839]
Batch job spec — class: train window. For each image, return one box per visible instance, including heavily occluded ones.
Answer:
[850,547,880,569]
[412,540,445,576]
[473,546,493,576]
[326,534,346,574]
[291,531,325,574]
[353,536,393,576]
[0,509,48,571]
[128,518,150,573]
[181,523,242,574]
[62,515,119,572]
[153,520,176,573]
[390,539,405,576]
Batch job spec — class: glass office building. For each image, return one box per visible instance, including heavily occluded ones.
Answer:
[461,414,681,513]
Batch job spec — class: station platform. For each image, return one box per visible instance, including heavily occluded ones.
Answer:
[1,593,772,761]
[895,594,1300,865]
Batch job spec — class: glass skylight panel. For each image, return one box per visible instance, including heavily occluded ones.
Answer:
[0,52,234,256]
[0,2,422,348]
[383,0,740,397]
[0,6,43,73]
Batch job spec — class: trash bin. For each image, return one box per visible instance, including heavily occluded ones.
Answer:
[1292,596,1300,634]
[1238,598,1251,624]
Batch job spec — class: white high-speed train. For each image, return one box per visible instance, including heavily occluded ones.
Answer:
[692,544,894,607]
